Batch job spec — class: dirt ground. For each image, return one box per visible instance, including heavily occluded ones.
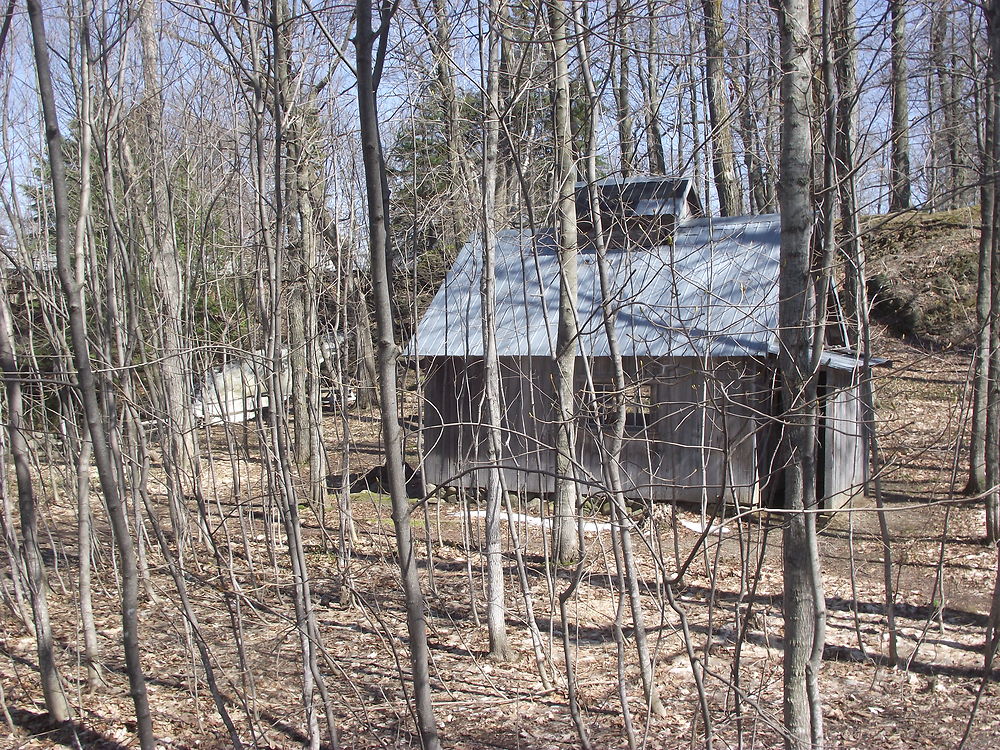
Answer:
[2,335,1000,749]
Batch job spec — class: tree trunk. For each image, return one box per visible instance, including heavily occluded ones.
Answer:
[70,3,102,692]
[26,1,155,745]
[138,0,198,544]
[480,0,513,663]
[774,0,824,745]
[985,0,1000,544]
[973,4,998,499]
[271,2,310,469]
[0,278,70,722]
[930,5,963,209]
[703,0,743,216]
[835,0,863,326]
[612,2,636,176]
[266,5,336,745]
[835,0,900,664]
[76,432,101,689]
[740,0,774,214]
[888,0,911,211]
[571,0,666,718]
[355,2,442,746]
[640,2,667,174]
[350,271,380,408]
[430,0,468,226]
[548,0,581,567]
[289,189,311,466]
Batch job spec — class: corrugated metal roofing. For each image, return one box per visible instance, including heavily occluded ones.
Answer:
[408,213,789,359]
[813,349,891,371]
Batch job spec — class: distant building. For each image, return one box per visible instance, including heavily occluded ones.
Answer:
[408,177,876,508]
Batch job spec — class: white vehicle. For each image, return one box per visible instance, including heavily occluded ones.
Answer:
[192,349,289,425]
[192,335,355,425]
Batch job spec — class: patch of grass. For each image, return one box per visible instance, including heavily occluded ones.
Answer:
[350,489,390,505]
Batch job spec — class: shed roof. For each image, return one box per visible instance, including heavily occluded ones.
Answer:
[408,213,884,372]
[409,213,789,359]
[575,175,704,224]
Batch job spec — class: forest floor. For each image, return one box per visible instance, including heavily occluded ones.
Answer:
[2,332,1000,749]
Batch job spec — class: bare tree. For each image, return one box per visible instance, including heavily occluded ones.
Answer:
[266,5,338,745]
[835,0,899,665]
[889,0,912,210]
[985,0,1000,544]
[137,0,199,541]
[26,0,155,745]
[0,275,70,722]
[703,0,743,215]
[969,9,1000,742]
[480,0,513,663]
[774,0,825,745]
[639,1,668,174]
[930,3,963,209]
[968,64,991,497]
[571,0,667,719]
[739,0,776,213]
[355,0,441,745]
[970,0,997,506]
[427,0,469,226]
[548,0,581,566]
[612,1,637,176]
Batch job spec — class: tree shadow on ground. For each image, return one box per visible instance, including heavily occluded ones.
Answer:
[5,707,132,750]
[2,649,335,750]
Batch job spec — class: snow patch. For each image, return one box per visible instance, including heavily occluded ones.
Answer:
[463,510,613,533]
[679,518,730,535]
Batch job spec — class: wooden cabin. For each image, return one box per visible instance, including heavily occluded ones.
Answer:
[408,177,874,509]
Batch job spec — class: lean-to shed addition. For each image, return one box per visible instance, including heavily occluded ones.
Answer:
[408,177,873,508]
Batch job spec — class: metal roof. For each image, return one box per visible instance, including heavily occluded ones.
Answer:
[813,348,891,371]
[408,213,793,360]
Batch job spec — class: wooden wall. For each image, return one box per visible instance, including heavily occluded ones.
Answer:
[420,356,556,494]
[820,367,866,509]
[420,355,778,504]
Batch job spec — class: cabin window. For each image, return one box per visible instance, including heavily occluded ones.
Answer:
[585,381,653,429]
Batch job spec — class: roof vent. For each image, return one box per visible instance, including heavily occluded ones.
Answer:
[575,177,702,248]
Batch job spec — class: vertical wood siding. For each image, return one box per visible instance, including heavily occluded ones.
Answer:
[419,355,865,507]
